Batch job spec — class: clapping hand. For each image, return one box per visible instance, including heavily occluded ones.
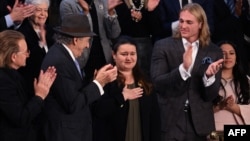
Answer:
[183,45,193,71]
[34,66,57,100]
[223,95,241,115]
[94,64,118,87]
[205,59,224,78]
[78,0,90,14]
[7,0,35,25]
[108,0,123,15]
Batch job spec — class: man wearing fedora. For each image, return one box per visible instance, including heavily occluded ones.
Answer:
[41,14,118,141]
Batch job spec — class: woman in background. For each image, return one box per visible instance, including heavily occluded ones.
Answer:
[211,40,250,141]
[18,0,54,96]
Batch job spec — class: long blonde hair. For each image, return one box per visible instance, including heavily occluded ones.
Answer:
[173,3,210,47]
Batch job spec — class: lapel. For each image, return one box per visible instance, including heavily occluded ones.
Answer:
[193,0,206,4]
[175,39,186,64]
[172,0,181,14]
[58,44,84,80]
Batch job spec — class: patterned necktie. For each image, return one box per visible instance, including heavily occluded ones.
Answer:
[226,0,235,14]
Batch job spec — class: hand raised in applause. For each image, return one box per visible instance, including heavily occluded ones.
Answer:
[108,0,123,15]
[94,64,118,87]
[34,66,57,100]
[183,45,193,71]
[122,86,143,101]
[214,95,241,115]
[205,59,224,78]
[78,0,90,14]
[223,95,241,115]
[7,0,36,25]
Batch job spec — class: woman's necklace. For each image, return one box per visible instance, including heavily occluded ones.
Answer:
[128,0,144,22]
[129,0,144,11]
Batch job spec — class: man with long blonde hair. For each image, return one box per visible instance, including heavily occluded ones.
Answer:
[151,3,224,141]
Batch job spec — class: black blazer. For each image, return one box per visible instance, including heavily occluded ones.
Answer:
[17,19,54,95]
[92,81,161,141]
[0,68,44,141]
[151,37,223,136]
[41,43,101,141]
[0,0,10,31]
[212,0,250,43]
[0,0,25,31]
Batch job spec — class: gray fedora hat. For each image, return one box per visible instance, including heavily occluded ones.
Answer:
[54,14,96,37]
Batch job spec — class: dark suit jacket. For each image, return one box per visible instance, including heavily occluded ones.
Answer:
[212,0,250,71]
[159,0,214,37]
[212,0,250,43]
[0,68,44,141]
[0,0,25,31]
[17,19,54,96]
[41,43,101,141]
[92,81,160,141]
[151,37,223,136]
[115,3,164,42]
[0,0,11,31]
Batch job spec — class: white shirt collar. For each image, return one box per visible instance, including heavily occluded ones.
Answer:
[62,43,77,62]
[182,38,199,49]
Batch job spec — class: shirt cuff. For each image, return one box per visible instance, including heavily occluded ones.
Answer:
[106,10,118,20]
[203,74,215,87]
[5,14,14,28]
[179,64,191,81]
[93,80,104,95]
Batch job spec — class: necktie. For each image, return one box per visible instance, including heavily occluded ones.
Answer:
[182,0,188,7]
[226,0,235,14]
[74,60,83,77]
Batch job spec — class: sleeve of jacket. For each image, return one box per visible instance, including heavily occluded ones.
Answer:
[103,12,121,39]
[51,70,101,114]
[149,91,161,141]
[0,76,43,127]
[91,81,126,118]
[0,17,8,32]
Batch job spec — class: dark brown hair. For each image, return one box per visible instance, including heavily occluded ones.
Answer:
[112,36,153,95]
